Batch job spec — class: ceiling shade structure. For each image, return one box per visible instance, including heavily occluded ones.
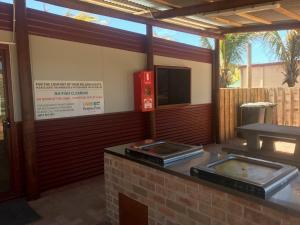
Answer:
[37,0,300,37]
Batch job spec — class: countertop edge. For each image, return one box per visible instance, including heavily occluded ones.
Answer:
[104,149,300,218]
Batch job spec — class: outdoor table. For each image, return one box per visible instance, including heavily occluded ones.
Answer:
[237,123,300,157]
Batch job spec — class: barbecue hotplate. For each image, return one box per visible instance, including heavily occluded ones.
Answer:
[191,154,298,199]
[125,140,203,166]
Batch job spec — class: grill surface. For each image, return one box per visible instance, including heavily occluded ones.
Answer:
[191,154,299,199]
[125,140,203,166]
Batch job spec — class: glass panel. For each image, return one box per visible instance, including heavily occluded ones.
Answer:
[26,0,146,34]
[0,56,9,192]
[154,26,215,49]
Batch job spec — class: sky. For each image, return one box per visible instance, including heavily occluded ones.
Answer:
[1,0,288,65]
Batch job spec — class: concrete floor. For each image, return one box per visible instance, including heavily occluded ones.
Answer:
[25,144,222,225]
[24,141,295,225]
[27,176,107,225]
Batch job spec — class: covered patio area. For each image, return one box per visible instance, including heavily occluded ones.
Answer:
[1,0,300,225]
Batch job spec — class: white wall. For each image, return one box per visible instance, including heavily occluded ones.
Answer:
[29,35,146,114]
[154,55,212,104]
[1,30,212,121]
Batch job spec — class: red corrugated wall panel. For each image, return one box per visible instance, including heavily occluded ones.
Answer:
[153,38,213,63]
[156,104,212,145]
[1,3,213,63]
[1,2,213,193]
[35,111,148,191]
[0,3,13,31]
[26,9,146,53]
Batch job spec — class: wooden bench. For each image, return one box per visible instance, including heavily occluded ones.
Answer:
[237,123,300,157]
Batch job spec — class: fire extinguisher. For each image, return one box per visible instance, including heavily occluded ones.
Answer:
[134,71,155,112]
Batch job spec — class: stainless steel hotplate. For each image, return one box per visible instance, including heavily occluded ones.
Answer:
[191,154,298,199]
[125,140,203,166]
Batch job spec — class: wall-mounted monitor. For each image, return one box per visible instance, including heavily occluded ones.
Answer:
[155,66,191,107]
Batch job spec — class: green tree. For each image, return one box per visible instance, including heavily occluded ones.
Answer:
[201,33,253,87]
[262,30,300,87]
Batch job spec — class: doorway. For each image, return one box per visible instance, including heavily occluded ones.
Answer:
[0,49,10,193]
[0,44,19,201]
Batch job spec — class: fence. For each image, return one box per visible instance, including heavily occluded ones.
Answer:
[219,88,300,143]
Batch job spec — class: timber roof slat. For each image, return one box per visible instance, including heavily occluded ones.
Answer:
[35,0,300,38]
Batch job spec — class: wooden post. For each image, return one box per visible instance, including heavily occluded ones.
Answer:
[212,39,220,143]
[146,24,156,139]
[15,0,39,199]
[247,43,252,88]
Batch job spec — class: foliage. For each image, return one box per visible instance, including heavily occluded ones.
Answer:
[200,33,254,87]
[262,30,300,87]
[66,11,98,23]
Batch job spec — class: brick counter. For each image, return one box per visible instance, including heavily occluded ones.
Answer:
[105,153,300,225]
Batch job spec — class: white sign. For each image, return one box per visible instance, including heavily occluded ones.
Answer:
[34,80,104,120]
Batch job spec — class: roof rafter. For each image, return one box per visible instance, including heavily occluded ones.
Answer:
[151,0,181,8]
[237,13,272,24]
[222,21,300,33]
[152,0,278,19]
[274,6,300,21]
[137,0,219,29]
[36,0,222,38]
[214,17,242,27]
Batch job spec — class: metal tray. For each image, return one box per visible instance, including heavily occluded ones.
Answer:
[125,140,203,166]
[191,154,298,199]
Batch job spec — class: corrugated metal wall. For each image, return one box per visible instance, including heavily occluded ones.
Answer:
[156,104,212,145]
[26,9,146,53]
[1,2,213,192]
[0,3,13,31]
[0,3,213,63]
[153,38,212,63]
[35,111,148,191]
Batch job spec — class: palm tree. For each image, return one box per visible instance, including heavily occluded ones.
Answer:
[262,30,300,87]
[201,33,254,87]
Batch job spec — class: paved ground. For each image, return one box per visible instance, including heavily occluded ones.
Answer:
[24,141,295,225]
[25,144,222,225]
[0,141,9,192]
[27,176,106,225]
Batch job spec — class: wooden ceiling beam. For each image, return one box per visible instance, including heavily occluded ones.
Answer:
[214,17,242,27]
[238,13,272,24]
[151,0,181,8]
[152,0,277,19]
[151,0,220,29]
[222,21,300,34]
[36,0,222,38]
[274,6,300,21]
[83,0,137,13]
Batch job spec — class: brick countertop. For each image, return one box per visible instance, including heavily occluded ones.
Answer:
[105,143,300,219]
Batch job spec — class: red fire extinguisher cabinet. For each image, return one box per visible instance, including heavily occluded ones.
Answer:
[134,71,155,112]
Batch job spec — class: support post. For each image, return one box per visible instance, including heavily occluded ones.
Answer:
[146,24,156,139]
[247,43,252,88]
[212,39,220,143]
[15,0,39,199]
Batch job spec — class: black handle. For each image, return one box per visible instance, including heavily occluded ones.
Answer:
[2,119,11,128]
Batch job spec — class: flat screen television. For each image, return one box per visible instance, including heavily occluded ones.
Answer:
[155,66,191,107]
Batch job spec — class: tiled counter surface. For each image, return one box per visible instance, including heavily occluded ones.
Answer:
[105,144,300,225]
